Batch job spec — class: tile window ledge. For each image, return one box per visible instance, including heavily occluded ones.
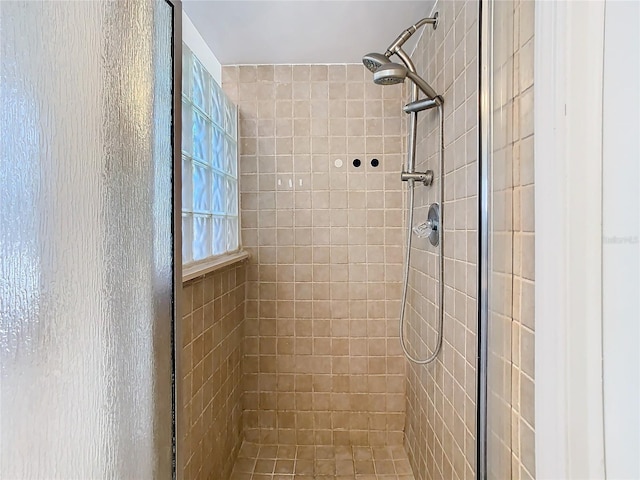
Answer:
[182,250,249,283]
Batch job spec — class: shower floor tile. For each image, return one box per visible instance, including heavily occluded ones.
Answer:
[229,442,415,480]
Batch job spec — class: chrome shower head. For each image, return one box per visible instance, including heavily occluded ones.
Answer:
[373,62,440,101]
[373,62,408,85]
[362,52,390,73]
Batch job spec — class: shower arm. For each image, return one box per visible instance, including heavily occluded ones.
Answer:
[385,15,439,59]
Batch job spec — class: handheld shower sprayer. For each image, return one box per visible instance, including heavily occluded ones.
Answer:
[373,63,441,104]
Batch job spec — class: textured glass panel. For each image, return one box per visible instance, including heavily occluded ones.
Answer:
[212,125,225,171]
[225,136,238,177]
[192,110,210,163]
[182,44,192,101]
[212,172,226,214]
[192,57,209,114]
[210,81,224,128]
[224,97,237,139]
[227,216,239,252]
[226,178,238,215]
[182,156,193,212]
[193,163,212,213]
[182,214,193,263]
[213,216,226,255]
[193,215,212,261]
[0,1,174,478]
[181,100,193,156]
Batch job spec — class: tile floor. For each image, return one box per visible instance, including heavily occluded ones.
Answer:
[229,442,416,480]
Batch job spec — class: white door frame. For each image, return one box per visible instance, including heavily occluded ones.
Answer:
[534,1,606,478]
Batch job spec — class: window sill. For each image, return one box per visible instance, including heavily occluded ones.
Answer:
[182,250,250,283]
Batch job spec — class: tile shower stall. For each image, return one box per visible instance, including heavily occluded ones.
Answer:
[179,2,534,479]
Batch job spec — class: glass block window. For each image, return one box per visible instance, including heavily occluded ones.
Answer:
[181,45,239,264]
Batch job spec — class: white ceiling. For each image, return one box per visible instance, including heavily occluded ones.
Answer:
[182,1,436,65]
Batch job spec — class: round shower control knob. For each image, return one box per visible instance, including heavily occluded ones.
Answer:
[427,203,440,246]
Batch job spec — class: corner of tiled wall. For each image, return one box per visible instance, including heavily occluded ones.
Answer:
[180,262,247,480]
[224,62,410,448]
[403,2,479,479]
[402,1,535,479]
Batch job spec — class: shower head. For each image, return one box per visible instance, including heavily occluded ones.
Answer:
[363,13,442,104]
[373,62,440,101]
[362,52,390,73]
[373,62,408,85]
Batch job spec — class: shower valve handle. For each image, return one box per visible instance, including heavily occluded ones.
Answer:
[401,170,434,186]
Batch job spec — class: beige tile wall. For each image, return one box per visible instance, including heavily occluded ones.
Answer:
[403,2,479,479]
[484,1,536,479]
[180,263,247,480]
[487,0,515,475]
[402,2,535,480]
[510,1,535,478]
[197,3,536,477]
[223,64,409,446]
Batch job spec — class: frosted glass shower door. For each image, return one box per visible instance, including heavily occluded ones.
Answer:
[0,1,179,478]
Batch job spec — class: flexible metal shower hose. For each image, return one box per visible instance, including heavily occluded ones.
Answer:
[399,104,444,365]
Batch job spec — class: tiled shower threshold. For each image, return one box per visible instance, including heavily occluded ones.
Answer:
[230,442,415,479]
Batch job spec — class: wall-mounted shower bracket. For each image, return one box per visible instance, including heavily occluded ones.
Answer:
[401,170,433,186]
[404,96,443,113]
